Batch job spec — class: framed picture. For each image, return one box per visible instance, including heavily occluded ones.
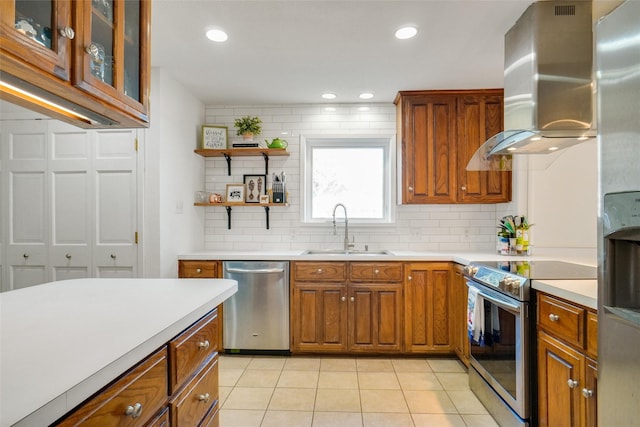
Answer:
[202,125,228,149]
[259,195,270,204]
[225,183,245,203]
[243,174,266,203]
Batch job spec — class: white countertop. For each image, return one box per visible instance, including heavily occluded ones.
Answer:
[0,278,237,427]
[532,279,598,310]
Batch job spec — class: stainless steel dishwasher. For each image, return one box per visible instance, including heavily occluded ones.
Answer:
[223,261,290,354]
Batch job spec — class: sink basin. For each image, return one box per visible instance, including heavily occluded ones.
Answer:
[303,249,392,256]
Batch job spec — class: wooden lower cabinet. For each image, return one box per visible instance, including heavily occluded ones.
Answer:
[452,264,470,365]
[291,261,403,354]
[537,292,598,427]
[404,262,453,353]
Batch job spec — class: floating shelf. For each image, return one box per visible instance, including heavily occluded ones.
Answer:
[194,202,290,230]
[194,148,289,175]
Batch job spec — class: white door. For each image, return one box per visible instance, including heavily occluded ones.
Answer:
[92,130,138,278]
[48,122,92,281]
[3,121,49,290]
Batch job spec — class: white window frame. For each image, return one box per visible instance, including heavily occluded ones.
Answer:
[300,135,396,224]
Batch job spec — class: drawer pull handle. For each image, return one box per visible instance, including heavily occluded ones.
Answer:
[125,403,143,418]
[549,314,560,322]
[198,393,210,402]
[197,340,210,350]
[582,388,594,398]
[567,379,579,389]
[196,268,202,273]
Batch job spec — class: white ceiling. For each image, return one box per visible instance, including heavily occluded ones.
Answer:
[151,0,533,105]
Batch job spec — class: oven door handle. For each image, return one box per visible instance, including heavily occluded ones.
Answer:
[466,281,521,314]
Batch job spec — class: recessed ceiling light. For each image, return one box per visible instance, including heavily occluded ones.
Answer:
[507,147,517,152]
[358,106,370,112]
[395,26,418,40]
[359,92,374,100]
[548,146,559,151]
[206,29,228,42]
[322,93,336,100]
[324,107,336,112]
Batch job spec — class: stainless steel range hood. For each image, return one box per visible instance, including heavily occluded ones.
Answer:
[469,1,595,169]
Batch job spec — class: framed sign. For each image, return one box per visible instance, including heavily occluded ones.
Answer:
[225,183,246,203]
[202,125,228,149]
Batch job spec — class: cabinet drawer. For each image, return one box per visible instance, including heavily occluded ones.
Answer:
[145,407,169,427]
[58,348,168,426]
[586,311,598,359]
[170,355,219,427]
[293,262,347,281]
[169,309,219,393]
[350,262,403,282]
[179,261,218,278]
[538,293,585,348]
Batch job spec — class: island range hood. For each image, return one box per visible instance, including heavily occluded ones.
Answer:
[468,1,595,169]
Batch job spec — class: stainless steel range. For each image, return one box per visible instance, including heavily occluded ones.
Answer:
[463,260,596,426]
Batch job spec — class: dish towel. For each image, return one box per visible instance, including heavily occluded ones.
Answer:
[491,305,501,343]
[467,285,485,346]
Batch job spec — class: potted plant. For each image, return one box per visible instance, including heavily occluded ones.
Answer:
[234,116,262,140]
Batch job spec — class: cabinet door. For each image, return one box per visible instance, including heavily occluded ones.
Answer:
[291,282,348,352]
[584,358,597,427]
[348,283,402,352]
[0,0,73,80]
[399,94,457,204]
[404,262,453,353]
[73,0,150,120]
[538,330,584,427]
[456,92,511,203]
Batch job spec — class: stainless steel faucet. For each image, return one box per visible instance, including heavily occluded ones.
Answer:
[332,203,354,252]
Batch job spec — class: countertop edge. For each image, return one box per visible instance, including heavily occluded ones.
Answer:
[532,279,598,310]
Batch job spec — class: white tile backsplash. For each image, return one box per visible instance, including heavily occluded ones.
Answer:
[202,103,499,252]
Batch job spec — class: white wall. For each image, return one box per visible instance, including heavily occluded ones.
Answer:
[202,103,500,253]
[146,69,205,277]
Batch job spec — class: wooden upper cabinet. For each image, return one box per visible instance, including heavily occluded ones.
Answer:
[0,0,72,80]
[395,89,512,204]
[397,93,457,203]
[0,0,151,128]
[456,92,512,203]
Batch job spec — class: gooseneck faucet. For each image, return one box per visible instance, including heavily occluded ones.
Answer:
[332,203,353,252]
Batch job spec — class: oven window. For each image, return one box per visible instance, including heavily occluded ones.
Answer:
[471,299,518,399]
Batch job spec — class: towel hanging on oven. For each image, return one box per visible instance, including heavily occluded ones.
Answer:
[467,285,485,346]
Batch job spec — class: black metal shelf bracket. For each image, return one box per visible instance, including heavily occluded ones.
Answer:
[225,206,232,229]
[262,152,269,175]
[223,153,232,176]
[264,206,270,229]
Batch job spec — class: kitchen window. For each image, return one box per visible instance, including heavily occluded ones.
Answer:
[301,136,394,224]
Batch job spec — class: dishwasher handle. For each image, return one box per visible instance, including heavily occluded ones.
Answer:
[226,267,285,274]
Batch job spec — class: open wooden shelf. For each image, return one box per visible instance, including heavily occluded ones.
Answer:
[194,202,289,229]
[194,148,289,175]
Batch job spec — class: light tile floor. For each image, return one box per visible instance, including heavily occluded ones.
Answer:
[218,355,499,427]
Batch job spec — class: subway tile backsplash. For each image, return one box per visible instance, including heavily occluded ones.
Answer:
[203,103,498,252]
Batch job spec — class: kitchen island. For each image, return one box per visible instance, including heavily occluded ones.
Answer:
[0,278,237,427]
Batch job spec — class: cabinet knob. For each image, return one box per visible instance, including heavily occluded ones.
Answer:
[408,186,414,192]
[341,296,346,302]
[125,403,143,418]
[374,269,379,275]
[581,388,594,398]
[350,296,355,302]
[408,275,412,281]
[196,268,202,273]
[317,268,323,274]
[198,393,211,402]
[110,254,117,259]
[59,26,75,39]
[461,185,467,191]
[86,43,99,59]
[567,379,579,389]
[197,340,210,350]
[549,314,559,322]
[65,253,72,260]
[23,253,29,259]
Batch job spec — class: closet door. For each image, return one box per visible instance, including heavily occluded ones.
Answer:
[49,122,92,281]
[3,122,49,290]
[92,130,138,278]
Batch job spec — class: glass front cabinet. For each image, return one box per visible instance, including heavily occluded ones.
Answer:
[0,0,150,128]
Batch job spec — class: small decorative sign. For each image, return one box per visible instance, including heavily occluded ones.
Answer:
[202,125,228,149]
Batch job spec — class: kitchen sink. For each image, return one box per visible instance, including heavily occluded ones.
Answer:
[302,249,393,256]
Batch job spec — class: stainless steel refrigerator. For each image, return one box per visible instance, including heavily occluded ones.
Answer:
[597,1,640,425]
